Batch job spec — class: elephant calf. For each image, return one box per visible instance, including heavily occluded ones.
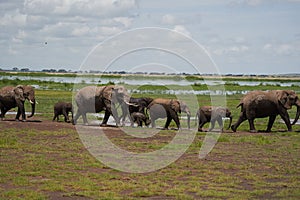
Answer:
[130,112,151,127]
[196,106,232,132]
[53,102,73,123]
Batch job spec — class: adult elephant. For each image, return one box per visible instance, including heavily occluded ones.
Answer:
[0,85,36,121]
[120,97,153,126]
[148,98,191,130]
[231,90,300,132]
[73,85,133,126]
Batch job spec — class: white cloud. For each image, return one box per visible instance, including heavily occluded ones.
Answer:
[263,43,296,55]
[71,26,91,37]
[161,14,176,25]
[99,26,122,36]
[23,0,137,17]
[173,25,191,37]
[0,9,26,26]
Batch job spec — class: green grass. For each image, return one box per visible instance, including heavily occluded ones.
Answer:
[1,74,300,199]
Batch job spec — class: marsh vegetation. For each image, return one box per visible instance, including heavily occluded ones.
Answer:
[0,72,299,199]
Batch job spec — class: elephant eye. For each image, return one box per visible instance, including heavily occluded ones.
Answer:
[289,96,295,100]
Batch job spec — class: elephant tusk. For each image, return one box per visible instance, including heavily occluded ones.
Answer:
[125,102,139,107]
[29,100,38,104]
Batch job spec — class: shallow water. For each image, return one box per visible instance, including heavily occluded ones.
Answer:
[1,75,300,87]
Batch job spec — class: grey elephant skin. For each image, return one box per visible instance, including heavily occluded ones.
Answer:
[130,112,151,127]
[0,85,36,121]
[73,85,131,126]
[53,102,73,123]
[231,90,300,132]
[120,97,153,126]
[196,106,232,132]
[148,98,191,130]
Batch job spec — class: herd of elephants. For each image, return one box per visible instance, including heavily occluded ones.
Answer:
[0,84,299,133]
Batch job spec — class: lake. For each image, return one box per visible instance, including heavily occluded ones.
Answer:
[1,74,300,87]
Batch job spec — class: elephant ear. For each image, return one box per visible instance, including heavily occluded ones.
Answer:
[277,90,291,109]
[216,107,226,117]
[14,85,25,101]
[171,100,181,113]
[102,86,114,100]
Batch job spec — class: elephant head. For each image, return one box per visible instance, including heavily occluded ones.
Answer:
[170,99,181,113]
[103,85,133,106]
[275,90,300,125]
[15,85,36,118]
[214,107,232,130]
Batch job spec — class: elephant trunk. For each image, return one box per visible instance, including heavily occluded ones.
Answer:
[187,112,191,129]
[291,104,300,125]
[27,99,35,118]
[227,116,233,129]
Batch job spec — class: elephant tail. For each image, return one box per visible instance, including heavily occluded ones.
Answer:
[236,102,243,111]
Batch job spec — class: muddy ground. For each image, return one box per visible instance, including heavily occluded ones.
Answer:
[1,116,299,199]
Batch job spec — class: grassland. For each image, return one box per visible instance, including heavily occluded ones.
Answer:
[0,72,300,199]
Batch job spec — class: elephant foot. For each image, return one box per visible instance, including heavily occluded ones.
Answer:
[15,119,26,122]
[231,125,237,132]
[250,129,257,133]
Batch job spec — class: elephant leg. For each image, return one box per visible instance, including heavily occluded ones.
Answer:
[151,119,156,128]
[208,119,217,132]
[216,117,224,132]
[82,113,88,125]
[19,103,26,121]
[266,115,276,132]
[101,110,110,126]
[73,111,81,125]
[137,119,143,127]
[198,119,207,132]
[150,113,156,128]
[129,114,134,127]
[70,111,74,123]
[62,110,70,122]
[248,118,257,133]
[170,111,180,130]
[231,112,247,132]
[163,117,172,130]
[104,101,120,126]
[1,107,9,120]
[52,113,57,121]
[16,107,25,121]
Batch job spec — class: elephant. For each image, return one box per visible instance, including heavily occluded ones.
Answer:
[53,102,73,123]
[73,85,134,126]
[120,97,153,126]
[196,106,232,132]
[148,98,191,130]
[130,112,151,127]
[231,90,300,132]
[0,85,36,121]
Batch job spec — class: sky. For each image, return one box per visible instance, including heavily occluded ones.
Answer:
[0,0,300,75]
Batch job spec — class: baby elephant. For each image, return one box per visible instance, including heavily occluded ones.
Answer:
[196,106,232,132]
[130,112,151,127]
[53,102,73,123]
